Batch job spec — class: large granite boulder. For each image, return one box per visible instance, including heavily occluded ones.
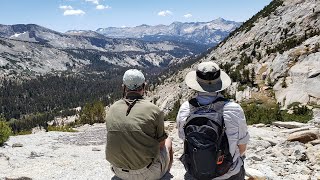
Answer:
[272,121,307,129]
[287,130,319,143]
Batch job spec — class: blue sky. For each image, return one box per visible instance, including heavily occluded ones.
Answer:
[0,0,272,32]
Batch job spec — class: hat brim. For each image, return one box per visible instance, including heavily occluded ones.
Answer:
[185,70,232,92]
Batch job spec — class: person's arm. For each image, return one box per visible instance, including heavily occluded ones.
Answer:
[237,105,250,156]
[238,144,247,156]
[223,102,250,157]
[156,111,168,147]
[159,140,166,149]
[176,101,190,140]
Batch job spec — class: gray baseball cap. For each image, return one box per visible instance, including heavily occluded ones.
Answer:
[123,69,145,90]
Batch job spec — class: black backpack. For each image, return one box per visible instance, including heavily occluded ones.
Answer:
[181,97,233,180]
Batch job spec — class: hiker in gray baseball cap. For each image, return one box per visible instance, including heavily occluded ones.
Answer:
[177,61,249,180]
[123,69,146,91]
[106,69,173,180]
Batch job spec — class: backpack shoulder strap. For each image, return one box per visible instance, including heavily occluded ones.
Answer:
[185,96,229,127]
[211,97,228,114]
[123,99,139,116]
[213,97,230,155]
[189,98,201,107]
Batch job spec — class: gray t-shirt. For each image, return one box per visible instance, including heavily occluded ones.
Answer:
[176,93,250,179]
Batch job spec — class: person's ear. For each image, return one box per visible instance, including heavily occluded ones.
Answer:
[142,83,147,96]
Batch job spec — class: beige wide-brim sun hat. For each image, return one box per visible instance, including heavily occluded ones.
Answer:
[185,61,232,92]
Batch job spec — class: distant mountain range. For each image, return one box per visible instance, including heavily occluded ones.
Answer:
[0,18,240,77]
[91,18,241,46]
[0,24,207,77]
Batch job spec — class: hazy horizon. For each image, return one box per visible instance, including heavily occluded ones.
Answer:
[1,0,272,32]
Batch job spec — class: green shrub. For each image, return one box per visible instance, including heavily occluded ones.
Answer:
[281,110,312,123]
[8,113,52,134]
[238,85,247,91]
[48,125,77,132]
[222,53,256,88]
[267,76,275,86]
[0,118,12,145]
[13,130,32,136]
[229,69,242,82]
[165,100,181,122]
[221,90,236,100]
[267,28,320,55]
[78,101,106,125]
[241,102,282,125]
[283,102,313,123]
[242,101,313,125]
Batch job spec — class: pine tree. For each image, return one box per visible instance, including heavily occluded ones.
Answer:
[0,115,12,146]
[251,68,256,86]
[79,101,106,125]
[242,69,250,85]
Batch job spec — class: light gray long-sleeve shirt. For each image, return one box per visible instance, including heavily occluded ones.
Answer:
[176,92,250,179]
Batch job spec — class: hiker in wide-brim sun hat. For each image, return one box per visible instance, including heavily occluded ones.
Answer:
[185,61,232,92]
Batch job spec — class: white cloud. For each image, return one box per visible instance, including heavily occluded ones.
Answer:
[85,0,99,5]
[59,5,85,16]
[183,13,192,18]
[64,9,86,16]
[59,5,73,10]
[158,10,172,17]
[96,5,111,10]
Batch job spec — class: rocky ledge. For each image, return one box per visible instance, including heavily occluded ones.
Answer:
[0,121,320,180]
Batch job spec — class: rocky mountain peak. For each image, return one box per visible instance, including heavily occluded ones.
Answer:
[65,30,106,38]
[95,18,241,46]
[0,24,60,38]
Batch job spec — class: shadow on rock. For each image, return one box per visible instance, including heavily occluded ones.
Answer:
[5,177,32,180]
[111,176,121,180]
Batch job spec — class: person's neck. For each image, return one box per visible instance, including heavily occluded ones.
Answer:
[125,91,143,100]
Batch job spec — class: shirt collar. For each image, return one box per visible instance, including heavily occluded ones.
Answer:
[125,92,143,100]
